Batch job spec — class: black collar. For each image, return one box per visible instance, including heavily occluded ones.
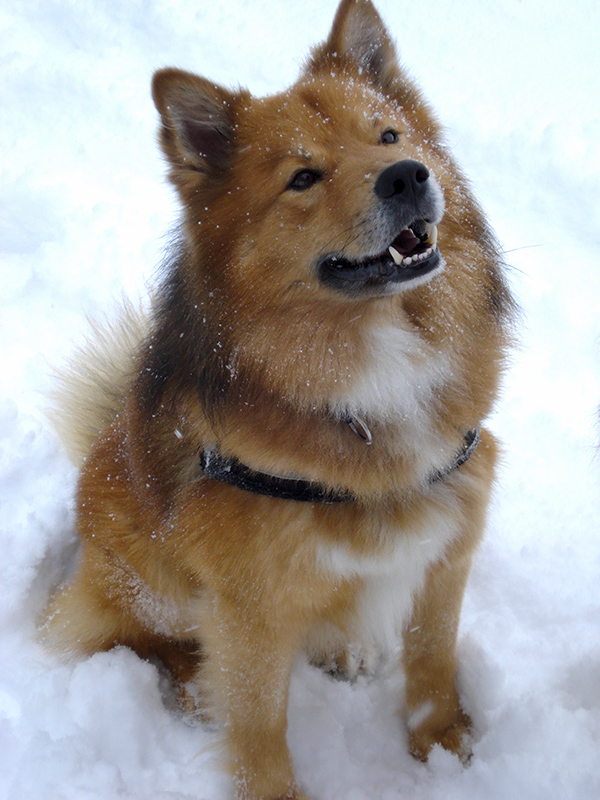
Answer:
[200,428,480,504]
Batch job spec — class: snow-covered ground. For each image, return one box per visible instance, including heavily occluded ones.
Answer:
[2,1,599,798]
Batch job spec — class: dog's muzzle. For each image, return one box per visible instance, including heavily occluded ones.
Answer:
[318,159,444,295]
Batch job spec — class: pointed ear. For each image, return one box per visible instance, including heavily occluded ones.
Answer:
[151,68,238,175]
[307,0,399,89]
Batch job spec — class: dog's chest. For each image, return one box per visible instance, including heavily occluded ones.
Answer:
[316,501,459,654]
[345,323,448,411]
[337,323,452,467]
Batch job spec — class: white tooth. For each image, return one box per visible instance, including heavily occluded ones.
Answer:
[428,225,438,248]
[404,256,413,266]
[388,246,404,266]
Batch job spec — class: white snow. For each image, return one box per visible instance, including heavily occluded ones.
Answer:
[2,0,599,798]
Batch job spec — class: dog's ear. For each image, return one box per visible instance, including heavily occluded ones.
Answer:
[152,68,239,175]
[307,0,398,90]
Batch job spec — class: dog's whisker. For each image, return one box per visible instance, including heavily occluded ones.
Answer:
[502,243,544,254]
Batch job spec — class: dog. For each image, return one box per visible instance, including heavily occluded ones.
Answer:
[43,1,514,797]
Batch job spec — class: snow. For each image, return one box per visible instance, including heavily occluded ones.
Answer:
[1,0,599,798]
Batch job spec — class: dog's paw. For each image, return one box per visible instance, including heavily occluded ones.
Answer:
[311,644,381,682]
[173,678,217,727]
[408,708,473,764]
[276,792,311,800]
[243,785,311,800]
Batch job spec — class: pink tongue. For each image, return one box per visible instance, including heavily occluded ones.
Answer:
[392,228,420,255]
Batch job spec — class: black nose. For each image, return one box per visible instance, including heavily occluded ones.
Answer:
[374,159,430,201]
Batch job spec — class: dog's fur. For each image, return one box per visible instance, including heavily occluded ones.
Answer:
[43,1,514,797]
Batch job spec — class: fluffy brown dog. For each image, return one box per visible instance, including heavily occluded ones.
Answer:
[44,1,514,797]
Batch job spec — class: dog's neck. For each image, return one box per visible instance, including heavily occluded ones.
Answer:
[200,428,480,504]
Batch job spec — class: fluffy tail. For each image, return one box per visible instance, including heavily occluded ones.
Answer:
[48,299,150,465]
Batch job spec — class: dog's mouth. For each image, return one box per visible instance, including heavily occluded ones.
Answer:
[318,220,441,293]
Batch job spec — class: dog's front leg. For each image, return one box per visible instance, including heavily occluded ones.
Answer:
[402,435,496,763]
[203,596,309,800]
[402,536,477,763]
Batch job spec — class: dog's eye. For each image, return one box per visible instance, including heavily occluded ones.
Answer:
[287,169,322,191]
[380,129,399,145]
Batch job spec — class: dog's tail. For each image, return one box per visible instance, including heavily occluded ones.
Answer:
[48,299,151,466]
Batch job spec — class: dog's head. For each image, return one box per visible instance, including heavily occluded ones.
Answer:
[151,0,456,305]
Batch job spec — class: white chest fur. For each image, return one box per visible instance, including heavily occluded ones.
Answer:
[335,323,455,478]
[315,498,459,658]
[342,323,450,421]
